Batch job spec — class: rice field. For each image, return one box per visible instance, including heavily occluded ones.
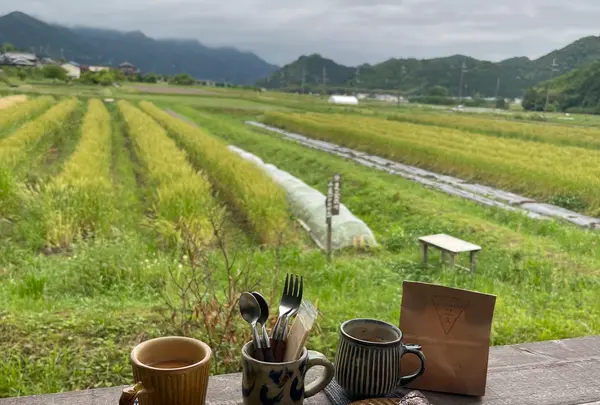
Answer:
[1,90,599,398]
[262,111,600,215]
[0,96,54,133]
[0,95,27,110]
[387,109,600,149]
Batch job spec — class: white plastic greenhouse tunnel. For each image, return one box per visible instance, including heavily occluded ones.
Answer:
[327,95,359,105]
[227,145,377,250]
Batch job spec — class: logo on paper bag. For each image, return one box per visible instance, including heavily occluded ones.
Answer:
[432,295,469,334]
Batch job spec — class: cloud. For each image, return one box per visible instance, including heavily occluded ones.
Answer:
[2,0,600,65]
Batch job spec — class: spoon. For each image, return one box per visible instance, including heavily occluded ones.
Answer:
[252,291,275,362]
[239,292,263,361]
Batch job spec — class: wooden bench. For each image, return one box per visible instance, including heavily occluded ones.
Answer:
[419,233,481,272]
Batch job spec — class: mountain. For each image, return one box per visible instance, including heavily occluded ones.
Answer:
[0,11,278,84]
[259,36,600,98]
[522,60,600,113]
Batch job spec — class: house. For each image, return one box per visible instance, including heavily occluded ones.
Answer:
[61,63,81,79]
[328,95,359,105]
[119,62,140,76]
[0,52,39,66]
[41,57,59,65]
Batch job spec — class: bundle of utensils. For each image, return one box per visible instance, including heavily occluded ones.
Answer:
[239,273,317,362]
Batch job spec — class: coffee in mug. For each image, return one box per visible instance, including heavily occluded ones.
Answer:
[119,336,212,405]
[334,318,425,398]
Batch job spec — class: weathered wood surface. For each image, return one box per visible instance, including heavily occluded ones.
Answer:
[2,336,599,405]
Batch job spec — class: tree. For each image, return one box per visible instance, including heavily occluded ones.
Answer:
[522,88,541,111]
[169,73,196,86]
[0,43,17,53]
[42,65,68,81]
[143,73,159,83]
[495,97,507,109]
[426,85,448,97]
[78,69,123,86]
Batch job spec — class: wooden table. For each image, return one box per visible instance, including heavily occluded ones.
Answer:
[1,336,599,405]
[419,234,481,272]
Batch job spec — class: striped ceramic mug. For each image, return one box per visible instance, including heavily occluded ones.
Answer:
[334,319,426,398]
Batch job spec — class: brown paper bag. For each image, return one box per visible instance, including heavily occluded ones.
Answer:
[399,281,496,396]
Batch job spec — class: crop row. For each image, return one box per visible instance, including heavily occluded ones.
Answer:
[0,96,55,132]
[387,110,600,149]
[118,101,221,243]
[0,95,27,110]
[43,99,114,248]
[0,98,80,172]
[263,112,600,215]
[140,102,289,244]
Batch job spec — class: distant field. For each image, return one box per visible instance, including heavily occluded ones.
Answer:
[0,85,599,398]
[387,109,600,149]
[263,111,600,215]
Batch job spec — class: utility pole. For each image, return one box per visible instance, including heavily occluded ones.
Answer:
[322,66,328,94]
[355,66,361,93]
[398,65,407,108]
[458,61,468,101]
[494,77,501,99]
[301,68,306,94]
[544,58,559,113]
[280,71,285,88]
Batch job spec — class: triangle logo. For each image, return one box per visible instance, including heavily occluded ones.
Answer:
[432,295,470,334]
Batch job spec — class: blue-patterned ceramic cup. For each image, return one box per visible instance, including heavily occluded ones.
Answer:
[334,319,426,398]
[241,342,334,405]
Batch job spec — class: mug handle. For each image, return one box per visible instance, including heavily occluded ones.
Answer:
[399,344,426,386]
[119,382,148,405]
[304,350,335,398]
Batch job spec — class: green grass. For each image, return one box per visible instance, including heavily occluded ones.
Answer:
[0,90,599,397]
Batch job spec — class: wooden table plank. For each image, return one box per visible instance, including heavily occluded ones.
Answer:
[1,336,599,405]
[419,234,481,253]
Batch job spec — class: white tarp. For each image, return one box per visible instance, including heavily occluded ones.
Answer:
[228,145,377,250]
[328,95,359,105]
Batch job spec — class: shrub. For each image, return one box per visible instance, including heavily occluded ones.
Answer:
[42,65,68,81]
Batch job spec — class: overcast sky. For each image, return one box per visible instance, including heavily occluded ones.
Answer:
[2,0,599,66]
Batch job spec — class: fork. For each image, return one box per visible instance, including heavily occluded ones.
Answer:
[271,273,303,361]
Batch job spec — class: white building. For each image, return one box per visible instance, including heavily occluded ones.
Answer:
[328,95,359,105]
[61,63,81,79]
[374,94,399,103]
[88,66,111,73]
